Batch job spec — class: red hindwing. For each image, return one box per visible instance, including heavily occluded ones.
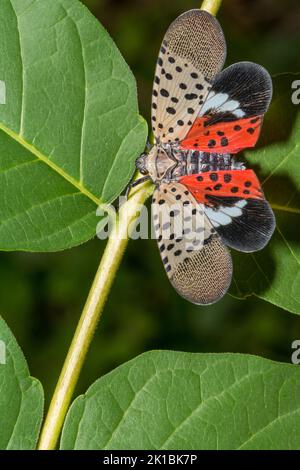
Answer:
[180,116,263,153]
[179,169,263,204]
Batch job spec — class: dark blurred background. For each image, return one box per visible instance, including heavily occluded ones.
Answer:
[1,0,300,406]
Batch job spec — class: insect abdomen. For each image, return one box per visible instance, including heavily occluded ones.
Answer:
[173,150,235,177]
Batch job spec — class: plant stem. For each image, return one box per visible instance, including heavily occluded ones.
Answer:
[38,0,222,451]
[38,179,153,450]
[200,0,222,16]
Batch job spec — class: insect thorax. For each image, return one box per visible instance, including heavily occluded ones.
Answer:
[142,144,245,183]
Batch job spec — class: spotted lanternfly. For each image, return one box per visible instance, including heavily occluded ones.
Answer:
[134,9,275,305]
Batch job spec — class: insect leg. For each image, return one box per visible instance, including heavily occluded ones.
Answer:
[125,175,152,199]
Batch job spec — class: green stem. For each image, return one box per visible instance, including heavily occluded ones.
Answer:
[38,178,153,450]
[200,0,222,15]
[38,0,222,451]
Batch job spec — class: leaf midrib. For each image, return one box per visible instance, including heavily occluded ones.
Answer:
[271,204,300,215]
[0,122,102,207]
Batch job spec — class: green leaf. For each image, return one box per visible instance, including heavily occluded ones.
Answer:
[0,315,43,449]
[230,73,300,314]
[0,0,147,251]
[60,350,300,450]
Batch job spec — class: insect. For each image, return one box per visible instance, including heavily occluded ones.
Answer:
[134,9,275,305]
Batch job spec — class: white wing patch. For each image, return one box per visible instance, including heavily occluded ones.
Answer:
[200,91,245,119]
[205,199,247,228]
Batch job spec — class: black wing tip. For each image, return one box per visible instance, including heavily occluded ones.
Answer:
[230,61,273,96]
[239,201,276,253]
[213,61,273,115]
[217,198,276,253]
